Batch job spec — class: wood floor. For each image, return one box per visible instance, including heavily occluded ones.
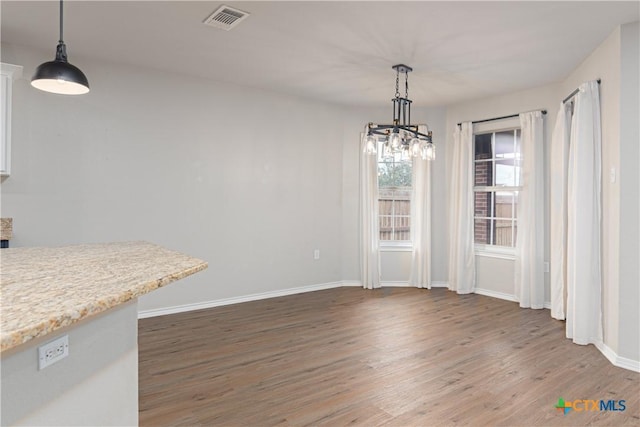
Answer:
[138,287,640,426]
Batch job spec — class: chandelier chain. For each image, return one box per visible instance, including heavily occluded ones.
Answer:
[405,71,409,99]
[395,68,400,99]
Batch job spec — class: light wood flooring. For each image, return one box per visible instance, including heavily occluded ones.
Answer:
[139,287,639,426]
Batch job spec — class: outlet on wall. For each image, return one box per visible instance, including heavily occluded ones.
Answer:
[38,335,69,370]
[313,249,320,260]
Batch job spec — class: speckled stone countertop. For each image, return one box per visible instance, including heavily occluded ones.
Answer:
[0,241,207,352]
[0,218,12,240]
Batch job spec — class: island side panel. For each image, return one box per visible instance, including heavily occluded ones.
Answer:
[1,300,139,426]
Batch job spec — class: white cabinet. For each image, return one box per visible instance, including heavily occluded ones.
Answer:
[1,63,23,176]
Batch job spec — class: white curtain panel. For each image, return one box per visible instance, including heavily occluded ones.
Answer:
[359,133,381,289]
[409,125,432,289]
[448,122,475,294]
[566,81,603,345]
[514,111,545,309]
[549,103,572,320]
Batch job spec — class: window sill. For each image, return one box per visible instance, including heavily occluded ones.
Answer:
[380,243,413,252]
[474,245,516,260]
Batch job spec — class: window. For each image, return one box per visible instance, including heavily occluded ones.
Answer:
[378,142,412,243]
[474,129,521,250]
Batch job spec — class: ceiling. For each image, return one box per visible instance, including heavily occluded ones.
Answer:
[1,1,638,107]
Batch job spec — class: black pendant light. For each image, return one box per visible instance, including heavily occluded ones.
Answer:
[31,0,89,95]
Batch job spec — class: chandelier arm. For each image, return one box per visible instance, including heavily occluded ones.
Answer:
[368,124,432,140]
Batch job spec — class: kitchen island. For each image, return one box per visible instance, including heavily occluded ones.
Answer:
[0,241,207,426]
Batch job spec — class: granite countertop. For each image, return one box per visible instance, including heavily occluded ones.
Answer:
[1,218,12,240]
[0,241,207,352]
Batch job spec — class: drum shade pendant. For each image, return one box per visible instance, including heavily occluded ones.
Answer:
[31,0,89,95]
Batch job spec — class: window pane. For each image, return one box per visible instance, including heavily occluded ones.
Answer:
[495,192,516,218]
[378,189,394,215]
[474,218,491,244]
[378,161,391,180]
[475,160,493,186]
[378,188,411,242]
[475,133,492,160]
[495,131,515,158]
[394,195,411,214]
[474,191,492,217]
[475,133,493,186]
[494,220,513,246]
[495,159,517,186]
[395,163,412,187]
[394,216,411,240]
[379,215,393,241]
[379,162,412,187]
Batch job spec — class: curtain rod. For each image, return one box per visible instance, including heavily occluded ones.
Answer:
[562,79,601,104]
[457,109,547,127]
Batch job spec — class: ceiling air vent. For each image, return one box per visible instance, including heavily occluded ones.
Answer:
[203,5,250,31]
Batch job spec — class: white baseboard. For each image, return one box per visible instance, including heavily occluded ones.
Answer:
[595,341,640,372]
[139,279,445,318]
[380,281,409,287]
[138,281,344,319]
[378,280,449,288]
[473,288,552,310]
[341,280,362,287]
[140,281,540,318]
[473,287,518,303]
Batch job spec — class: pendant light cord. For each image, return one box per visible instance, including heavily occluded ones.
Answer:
[55,0,68,62]
[59,0,64,43]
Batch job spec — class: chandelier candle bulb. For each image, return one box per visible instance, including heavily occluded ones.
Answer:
[410,138,421,156]
[364,134,377,154]
[389,131,401,150]
[422,141,435,161]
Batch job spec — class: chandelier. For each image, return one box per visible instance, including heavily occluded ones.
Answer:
[364,64,434,160]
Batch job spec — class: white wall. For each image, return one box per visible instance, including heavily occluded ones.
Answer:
[0,43,346,312]
[617,21,639,362]
[1,302,138,426]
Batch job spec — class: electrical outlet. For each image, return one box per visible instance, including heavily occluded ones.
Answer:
[38,335,69,370]
[313,249,320,260]
[544,262,550,273]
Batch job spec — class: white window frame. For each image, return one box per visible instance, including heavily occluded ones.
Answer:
[377,140,412,249]
[472,118,521,259]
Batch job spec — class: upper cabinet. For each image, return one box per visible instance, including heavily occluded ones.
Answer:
[1,63,23,176]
